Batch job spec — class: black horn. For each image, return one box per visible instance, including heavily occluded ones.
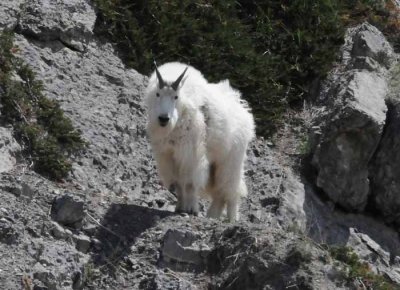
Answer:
[171,67,188,91]
[154,62,166,89]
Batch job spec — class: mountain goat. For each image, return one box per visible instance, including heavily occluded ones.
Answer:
[145,62,255,221]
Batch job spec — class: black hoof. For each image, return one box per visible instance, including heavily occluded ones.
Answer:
[174,207,198,216]
[188,210,199,216]
[175,207,183,214]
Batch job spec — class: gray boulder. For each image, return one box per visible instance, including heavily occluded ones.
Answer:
[33,263,57,290]
[73,234,91,253]
[350,23,394,69]
[160,229,210,269]
[51,194,85,227]
[0,217,18,245]
[311,23,394,211]
[17,0,96,51]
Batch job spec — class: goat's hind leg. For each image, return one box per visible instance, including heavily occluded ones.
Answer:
[170,183,184,213]
[207,194,240,221]
[226,195,240,222]
[214,148,247,222]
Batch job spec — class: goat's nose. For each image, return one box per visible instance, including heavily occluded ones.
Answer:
[158,115,170,126]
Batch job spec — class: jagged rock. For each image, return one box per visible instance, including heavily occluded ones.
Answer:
[82,223,97,236]
[207,225,342,290]
[50,221,68,240]
[160,229,210,269]
[74,234,91,253]
[33,263,57,290]
[348,228,400,284]
[51,194,85,227]
[246,140,307,230]
[0,217,18,245]
[91,238,102,251]
[350,23,395,69]
[311,23,394,211]
[72,269,85,290]
[0,127,20,173]
[20,182,35,200]
[0,177,23,196]
[150,272,194,290]
[304,188,400,284]
[17,0,96,51]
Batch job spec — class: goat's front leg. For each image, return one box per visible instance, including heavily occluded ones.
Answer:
[169,183,184,213]
[180,183,199,215]
[174,114,208,216]
[154,151,176,190]
[172,182,199,215]
[177,157,208,216]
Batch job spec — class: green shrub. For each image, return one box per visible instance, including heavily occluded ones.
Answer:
[330,246,400,289]
[93,0,342,134]
[0,31,85,180]
[93,0,398,135]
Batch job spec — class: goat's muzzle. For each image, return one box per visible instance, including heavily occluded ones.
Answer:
[158,115,170,127]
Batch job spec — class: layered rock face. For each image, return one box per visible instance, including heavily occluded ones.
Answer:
[16,0,96,52]
[312,23,400,220]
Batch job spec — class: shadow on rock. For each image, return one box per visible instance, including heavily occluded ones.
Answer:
[303,181,400,271]
[92,204,174,272]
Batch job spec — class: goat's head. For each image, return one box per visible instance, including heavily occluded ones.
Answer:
[148,66,188,133]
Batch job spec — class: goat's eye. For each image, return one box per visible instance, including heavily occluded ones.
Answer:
[156,93,160,97]
[174,96,178,100]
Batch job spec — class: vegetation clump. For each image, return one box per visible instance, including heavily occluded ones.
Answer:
[330,246,400,289]
[93,0,399,135]
[340,0,400,51]
[0,31,85,180]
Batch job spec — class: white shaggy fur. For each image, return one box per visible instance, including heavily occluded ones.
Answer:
[145,62,255,221]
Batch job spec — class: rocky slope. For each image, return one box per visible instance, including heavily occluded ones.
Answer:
[0,1,400,289]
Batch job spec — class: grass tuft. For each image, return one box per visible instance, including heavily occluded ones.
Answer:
[330,246,400,289]
[0,31,85,180]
